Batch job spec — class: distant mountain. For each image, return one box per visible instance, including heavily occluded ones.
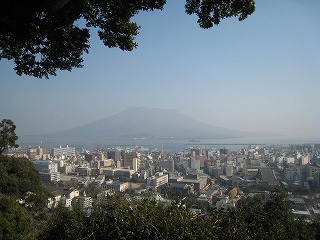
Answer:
[45,107,247,140]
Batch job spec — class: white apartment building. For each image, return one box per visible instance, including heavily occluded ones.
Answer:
[286,157,295,164]
[147,172,168,190]
[51,145,76,158]
[47,188,79,208]
[78,196,93,209]
[301,156,309,165]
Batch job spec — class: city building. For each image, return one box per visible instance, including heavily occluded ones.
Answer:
[33,160,58,173]
[108,150,121,161]
[301,156,309,165]
[77,196,93,209]
[158,159,174,172]
[167,182,194,196]
[256,168,278,186]
[77,166,91,176]
[191,157,201,171]
[169,174,207,193]
[28,146,46,160]
[147,172,169,190]
[123,151,141,171]
[33,160,60,182]
[46,187,80,208]
[225,164,233,178]
[39,172,60,183]
[102,181,129,192]
[51,145,76,158]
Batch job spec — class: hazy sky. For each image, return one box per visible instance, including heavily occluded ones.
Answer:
[1,0,320,139]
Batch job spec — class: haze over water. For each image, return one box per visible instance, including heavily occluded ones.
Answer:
[18,135,320,152]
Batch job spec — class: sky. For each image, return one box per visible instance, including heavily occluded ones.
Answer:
[1,0,320,140]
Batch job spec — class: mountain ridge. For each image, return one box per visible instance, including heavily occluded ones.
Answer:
[43,106,248,140]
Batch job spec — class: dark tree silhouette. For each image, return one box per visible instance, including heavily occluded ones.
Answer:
[0,0,255,78]
[0,119,18,155]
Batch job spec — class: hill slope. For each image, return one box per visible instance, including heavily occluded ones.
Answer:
[49,107,244,139]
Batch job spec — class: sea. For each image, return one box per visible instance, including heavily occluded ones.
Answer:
[17,135,320,152]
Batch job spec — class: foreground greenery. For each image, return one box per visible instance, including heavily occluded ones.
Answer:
[1,155,320,239]
[39,190,320,240]
[0,119,18,155]
[0,156,48,239]
[0,156,47,210]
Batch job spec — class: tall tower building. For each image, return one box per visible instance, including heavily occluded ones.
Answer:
[108,150,121,161]
[123,152,141,172]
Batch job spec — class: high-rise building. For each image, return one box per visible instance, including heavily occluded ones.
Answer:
[191,157,200,171]
[108,150,121,161]
[85,153,95,162]
[33,160,60,183]
[301,156,309,165]
[159,159,174,172]
[123,151,141,172]
[51,145,76,158]
[132,158,138,172]
[225,164,233,177]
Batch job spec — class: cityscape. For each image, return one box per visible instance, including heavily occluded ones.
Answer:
[1,0,320,239]
[6,141,320,220]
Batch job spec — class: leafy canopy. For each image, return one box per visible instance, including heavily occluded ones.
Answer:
[0,195,35,240]
[0,119,18,155]
[0,0,255,78]
[39,188,319,240]
[0,156,48,210]
[0,156,49,239]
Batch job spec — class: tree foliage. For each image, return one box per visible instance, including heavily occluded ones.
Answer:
[0,119,18,155]
[185,0,255,28]
[40,194,210,240]
[0,0,255,78]
[0,156,49,238]
[0,156,48,210]
[38,206,87,240]
[38,188,320,240]
[0,195,35,240]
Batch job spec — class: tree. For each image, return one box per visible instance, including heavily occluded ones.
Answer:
[0,156,48,210]
[39,194,211,240]
[0,195,35,240]
[39,206,87,240]
[0,0,255,79]
[38,189,320,240]
[0,119,18,155]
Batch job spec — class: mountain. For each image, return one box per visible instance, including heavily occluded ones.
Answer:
[46,107,246,140]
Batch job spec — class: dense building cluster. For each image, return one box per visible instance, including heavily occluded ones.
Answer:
[6,143,320,219]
